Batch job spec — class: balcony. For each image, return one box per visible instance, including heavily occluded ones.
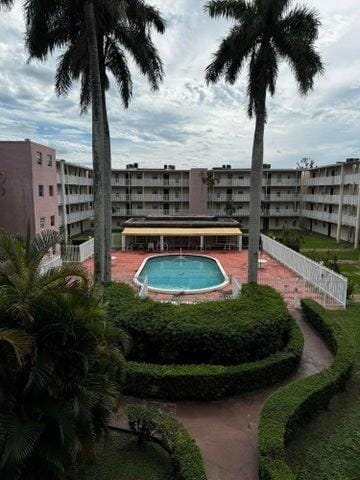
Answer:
[58,194,93,205]
[302,210,338,223]
[67,209,94,223]
[344,174,360,184]
[267,194,300,202]
[208,209,250,217]
[305,176,342,186]
[342,215,357,227]
[64,175,93,186]
[269,178,300,186]
[267,209,300,217]
[343,195,359,206]
[112,208,189,217]
[303,194,340,204]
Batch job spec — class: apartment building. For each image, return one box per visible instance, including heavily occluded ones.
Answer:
[0,139,59,237]
[57,159,94,242]
[1,140,359,248]
[301,159,360,246]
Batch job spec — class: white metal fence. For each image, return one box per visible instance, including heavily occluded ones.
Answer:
[261,235,348,308]
[63,238,94,263]
[38,255,62,275]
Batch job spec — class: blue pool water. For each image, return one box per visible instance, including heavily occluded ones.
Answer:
[137,255,227,292]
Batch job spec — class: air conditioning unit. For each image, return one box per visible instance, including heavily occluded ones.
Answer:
[164,165,168,170]
[346,158,360,163]
[168,165,176,170]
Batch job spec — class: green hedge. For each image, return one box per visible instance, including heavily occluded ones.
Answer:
[106,283,292,365]
[258,299,355,480]
[127,404,207,480]
[124,318,304,400]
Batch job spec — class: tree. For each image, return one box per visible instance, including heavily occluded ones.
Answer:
[25,0,165,285]
[297,157,317,170]
[225,199,237,217]
[203,171,220,213]
[0,228,129,479]
[205,0,324,283]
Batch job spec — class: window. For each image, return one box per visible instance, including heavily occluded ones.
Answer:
[49,185,54,197]
[47,154,53,166]
[50,215,55,226]
[38,185,44,197]
[40,217,45,229]
[36,152,42,165]
[137,174,142,180]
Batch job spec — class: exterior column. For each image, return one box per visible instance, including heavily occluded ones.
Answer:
[59,159,68,244]
[122,234,126,252]
[238,235,243,251]
[336,163,345,242]
[200,235,204,251]
[355,180,360,249]
[160,236,164,252]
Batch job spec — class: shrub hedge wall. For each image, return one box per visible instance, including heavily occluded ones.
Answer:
[258,299,355,480]
[105,283,292,365]
[127,404,207,480]
[124,318,304,400]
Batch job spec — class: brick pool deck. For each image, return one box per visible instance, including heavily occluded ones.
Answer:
[83,250,332,308]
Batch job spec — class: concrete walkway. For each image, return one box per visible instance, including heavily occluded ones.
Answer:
[114,311,333,480]
[174,311,333,480]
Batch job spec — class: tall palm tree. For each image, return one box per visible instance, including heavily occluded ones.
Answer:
[25,0,165,285]
[203,171,220,213]
[205,0,324,282]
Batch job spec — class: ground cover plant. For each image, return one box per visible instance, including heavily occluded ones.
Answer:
[75,430,173,480]
[258,299,356,480]
[287,302,360,480]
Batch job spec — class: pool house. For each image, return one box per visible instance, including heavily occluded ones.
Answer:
[120,216,243,252]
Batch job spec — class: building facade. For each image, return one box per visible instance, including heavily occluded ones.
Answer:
[1,140,360,248]
[0,139,59,237]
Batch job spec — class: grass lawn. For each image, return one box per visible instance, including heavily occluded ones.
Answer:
[299,232,353,250]
[287,303,360,480]
[76,431,173,480]
[339,264,360,294]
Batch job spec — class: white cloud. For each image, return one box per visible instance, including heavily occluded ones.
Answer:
[0,0,359,169]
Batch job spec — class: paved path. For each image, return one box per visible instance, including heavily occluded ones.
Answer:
[114,311,333,480]
[174,311,333,480]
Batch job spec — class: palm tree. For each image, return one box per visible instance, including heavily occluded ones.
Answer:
[203,171,220,213]
[205,0,324,282]
[25,0,165,285]
[0,228,88,324]
[0,228,129,479]
[225,199,237,217]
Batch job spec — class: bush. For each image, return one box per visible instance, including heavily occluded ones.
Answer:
[124,318,304,400]
[258,299,355,480]
[105,283,292,365]
[127,404,207,480]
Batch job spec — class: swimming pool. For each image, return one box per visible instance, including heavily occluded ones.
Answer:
[134,254,229,294]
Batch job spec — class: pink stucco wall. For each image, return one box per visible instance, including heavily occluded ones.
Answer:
[0,140,58,237]
[189,168,208,215]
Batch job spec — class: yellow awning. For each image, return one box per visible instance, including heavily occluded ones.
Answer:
[122,227,242,237]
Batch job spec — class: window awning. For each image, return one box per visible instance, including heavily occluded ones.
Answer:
[122,227,242,237]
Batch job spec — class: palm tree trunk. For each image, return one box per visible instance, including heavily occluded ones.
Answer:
[84,0,105,284]
[102,90,112,284]
[248,90,267,284]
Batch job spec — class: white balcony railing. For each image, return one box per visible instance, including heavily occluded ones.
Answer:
[343,195,359,206]
[344,174,360,184]
[64,175,93,186]
[303,194,340,204]
[67,209,94,223]
[268,209,300,217]
[305,176,342,186]
[342,215,357,227]
[302,210,338,223]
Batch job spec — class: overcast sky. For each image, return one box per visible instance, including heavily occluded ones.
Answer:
[0,0,359,169]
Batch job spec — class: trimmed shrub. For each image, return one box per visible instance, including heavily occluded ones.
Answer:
[124,318,304,400]
[258,299,355,480]
[127,404,207,480]
[105,283,292,365]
